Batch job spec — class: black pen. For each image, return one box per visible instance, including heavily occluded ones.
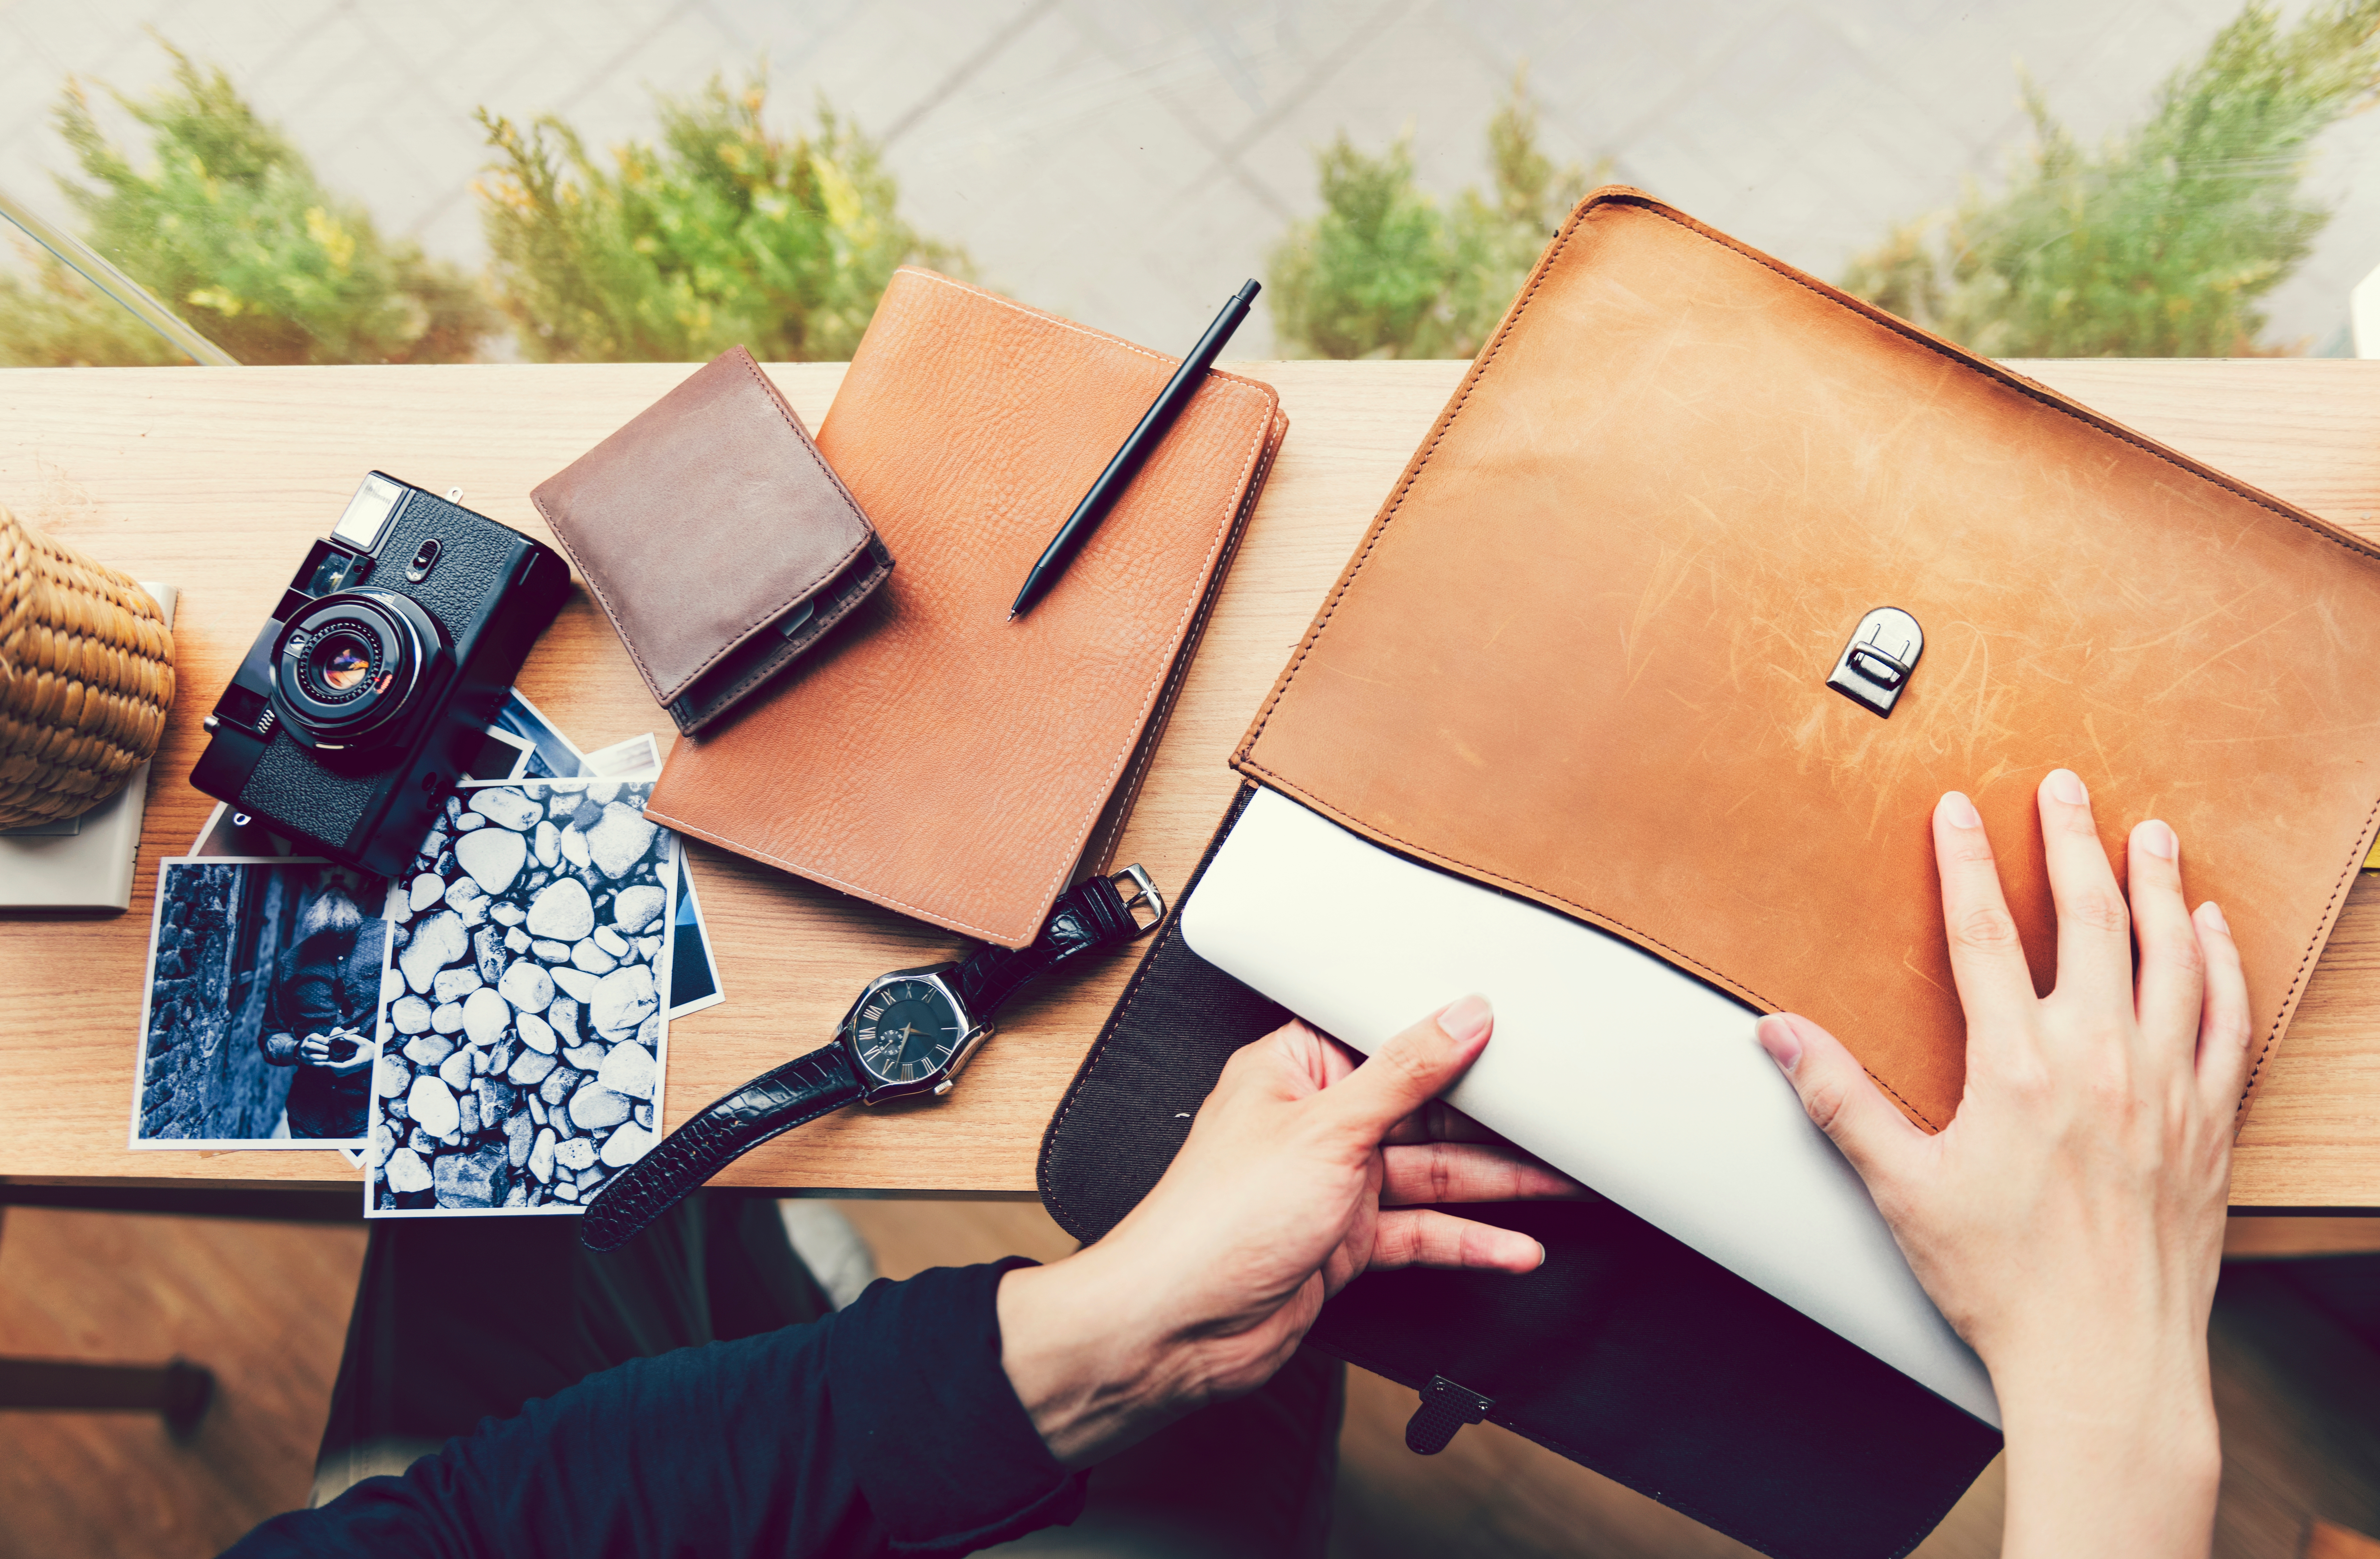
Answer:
[1010,279,1262,619]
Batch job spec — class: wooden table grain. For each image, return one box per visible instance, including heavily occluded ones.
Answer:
[4,359,2379,1207]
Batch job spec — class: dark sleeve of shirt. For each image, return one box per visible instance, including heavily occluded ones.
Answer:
[342,922,386,1026]
[221,1258,1086,1559]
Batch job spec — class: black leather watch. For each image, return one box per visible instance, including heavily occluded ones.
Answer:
[581,865,1164,1252]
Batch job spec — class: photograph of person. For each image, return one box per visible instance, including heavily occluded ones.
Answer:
[128,859,393,1148]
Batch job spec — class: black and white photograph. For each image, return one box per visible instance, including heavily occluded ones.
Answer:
[128,859,393,1148]
[666,861,724,1019]
[461,723,537,782]
[366,777,676,1216]
[490,688,591,780]
[583,730,663,778]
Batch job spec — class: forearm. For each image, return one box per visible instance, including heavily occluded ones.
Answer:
[1993,1332,2220,1559]
[998,1249,1205,1468]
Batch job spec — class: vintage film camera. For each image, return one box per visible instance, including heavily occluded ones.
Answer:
[194,473,572,876]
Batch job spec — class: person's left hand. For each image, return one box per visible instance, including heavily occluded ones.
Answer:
[299,1029,375,1076]
[998,996,1580,1466]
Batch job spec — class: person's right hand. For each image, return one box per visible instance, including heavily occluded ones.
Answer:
[299,1029,374,1075]
[1756,770,2248,1558]
[998,998,1579,1468]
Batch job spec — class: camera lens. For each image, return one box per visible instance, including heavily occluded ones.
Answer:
[272,591,448,752]
[310,631,376,695]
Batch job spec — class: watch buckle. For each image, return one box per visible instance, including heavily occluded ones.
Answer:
[1109,862,1165,932]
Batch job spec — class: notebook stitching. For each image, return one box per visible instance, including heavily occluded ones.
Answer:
[1087,420,1283,871]
[898,268,1274,405]
[1028,405,1267,942]
[892,269,1275,941]
[1237,763,1943,1130]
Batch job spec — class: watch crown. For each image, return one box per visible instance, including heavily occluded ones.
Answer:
[932,1079,953,1097]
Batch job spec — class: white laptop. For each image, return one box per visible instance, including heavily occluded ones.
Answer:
[1179,785,1999,1426]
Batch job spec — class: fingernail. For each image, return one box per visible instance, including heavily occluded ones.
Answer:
[1755,1014,1801,1073]
[2140,819,2177,860]
[2049,768,2087,806]
[2200,901,2229,934]
[1940,791,1982,829]
[1437,994,1494,1045]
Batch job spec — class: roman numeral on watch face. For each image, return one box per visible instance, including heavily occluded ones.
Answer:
[854,978,965,1087]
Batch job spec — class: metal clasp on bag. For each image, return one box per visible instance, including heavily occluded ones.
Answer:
[1826,607,1924,718]
[1109,862,1166,932]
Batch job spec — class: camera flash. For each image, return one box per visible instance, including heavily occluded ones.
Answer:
[332,472,405,551]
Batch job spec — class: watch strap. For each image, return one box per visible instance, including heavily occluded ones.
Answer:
[580,1040,864,1252]
[951,870,1155,1018]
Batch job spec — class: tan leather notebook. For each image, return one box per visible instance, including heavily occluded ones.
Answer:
[650,269,1287,947]
[1237,188,2380,1131]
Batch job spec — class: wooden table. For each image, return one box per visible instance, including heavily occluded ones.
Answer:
[5,359,2380,1209]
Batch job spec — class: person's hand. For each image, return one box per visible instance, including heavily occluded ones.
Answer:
[1756,770,2246,1558]
[299,1029,375,1076]
[998,997,1580,1466]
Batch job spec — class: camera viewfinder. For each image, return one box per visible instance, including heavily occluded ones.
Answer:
[297,541,373,598]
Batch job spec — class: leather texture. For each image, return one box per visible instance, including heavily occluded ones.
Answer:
[1038,782,2000,1559]
[579,1041,864,1252]
[647,269,1287,948]
[1235,189,2380,1130]
[532,346,891,735]
[951,871,1147,1017]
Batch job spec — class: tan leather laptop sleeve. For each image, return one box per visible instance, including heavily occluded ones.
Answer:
[1236,189,2380,1131]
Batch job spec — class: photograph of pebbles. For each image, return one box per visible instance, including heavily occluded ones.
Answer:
[366,776,676,1216]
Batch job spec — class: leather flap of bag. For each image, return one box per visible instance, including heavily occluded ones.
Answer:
[533,345,884,713]
[1235,188,2380,1130]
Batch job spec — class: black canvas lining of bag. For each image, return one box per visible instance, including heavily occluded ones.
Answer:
[1038,780,2001,1559]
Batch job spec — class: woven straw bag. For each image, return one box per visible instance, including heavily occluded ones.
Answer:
[0,505,176,829]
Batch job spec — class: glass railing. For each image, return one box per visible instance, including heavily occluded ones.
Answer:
[0,184,233,365]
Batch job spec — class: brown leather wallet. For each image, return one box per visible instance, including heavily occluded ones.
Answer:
[532,346,892,736]
[1238,188,2380,1132]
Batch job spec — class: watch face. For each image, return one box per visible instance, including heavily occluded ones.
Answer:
[852,977,965,1088]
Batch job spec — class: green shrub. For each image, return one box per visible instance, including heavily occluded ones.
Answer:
[1841,0,2380,356]
[1270,73,1600,359]
[0,44,491,366]
[475,75,962,363]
